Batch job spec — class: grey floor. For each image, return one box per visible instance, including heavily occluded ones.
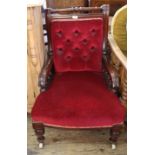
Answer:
[28,116,127,155]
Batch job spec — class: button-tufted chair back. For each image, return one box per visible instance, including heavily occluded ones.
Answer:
[46,6,109,73]
[50,17,105,72]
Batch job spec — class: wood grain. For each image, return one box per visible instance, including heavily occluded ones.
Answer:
[89,0,127,15]
[120,67,127,107]
[27,6,45,113]
[108,34,127,69]
[108,35,127,107]
[46,0,88,8]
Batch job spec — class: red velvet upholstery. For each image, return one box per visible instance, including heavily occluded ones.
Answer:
[31,16,125,128]
[50,18,104,72]
[31,72,125,128]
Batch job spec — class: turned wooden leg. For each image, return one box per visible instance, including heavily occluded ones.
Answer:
[109,125,122,149]
[120,69,127,129]
[32,123,45,148]
[121,70,127,108]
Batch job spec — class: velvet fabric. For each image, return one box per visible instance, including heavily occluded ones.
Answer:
[31,72,125,128]
[50,18,104,72]
[31,17,125,128]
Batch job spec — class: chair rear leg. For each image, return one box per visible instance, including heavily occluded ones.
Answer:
[109,125,122,149]
[32,123,45,148]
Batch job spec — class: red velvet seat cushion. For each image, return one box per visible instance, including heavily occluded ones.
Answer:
[31,71,125,128]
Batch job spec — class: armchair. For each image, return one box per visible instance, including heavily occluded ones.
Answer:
[31,5,125,149]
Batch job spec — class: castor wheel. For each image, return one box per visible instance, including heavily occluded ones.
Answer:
[112,144,116,150]
[39,143,44,149]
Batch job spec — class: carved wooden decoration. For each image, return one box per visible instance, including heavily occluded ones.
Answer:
[27,5,45,113]
[46,0,88,8]
[120,67,127,107]
[89,0,127,16]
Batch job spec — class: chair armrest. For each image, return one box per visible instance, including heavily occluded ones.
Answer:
[108,34,127,69]
[103,61,120,95]
[39,53,54,92]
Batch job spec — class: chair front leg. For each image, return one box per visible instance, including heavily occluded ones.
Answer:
[109,125,122,149]
[32,123,45,148]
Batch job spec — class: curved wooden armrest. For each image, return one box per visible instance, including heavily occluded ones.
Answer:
[39,54,53,91]
[103,62,119,90]
[108,34,127,70]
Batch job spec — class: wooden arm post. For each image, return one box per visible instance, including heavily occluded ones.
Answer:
[39,53,54,92]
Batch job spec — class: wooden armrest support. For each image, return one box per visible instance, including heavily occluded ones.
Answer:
[108,34,127,70]
[39,54,53,92]
[103,60,120,96]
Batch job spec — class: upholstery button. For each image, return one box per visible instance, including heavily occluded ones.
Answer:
[82,39,88,45]
[91,29,96,36]
[56,30,63,38]
[65,55,72,62]
[57,48,63,56]
[66,39,71,45]
[74,30,80,37]
[82,55,89,61]
[90,46,96,52]
[74,47,80,52]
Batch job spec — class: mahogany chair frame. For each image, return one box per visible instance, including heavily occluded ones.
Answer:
[32,5,124,149]
[46,0,89,8]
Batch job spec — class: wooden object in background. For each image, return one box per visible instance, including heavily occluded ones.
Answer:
[46,0,88,8]
[108,35,127,108]
[27,5,45,113]
[120,67,127,107]
[89,0,127,16]
[109,5,127,107]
